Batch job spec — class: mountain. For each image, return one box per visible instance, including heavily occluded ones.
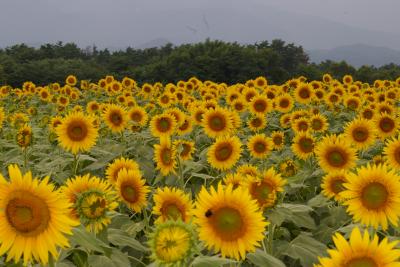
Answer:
[308,44,400,67]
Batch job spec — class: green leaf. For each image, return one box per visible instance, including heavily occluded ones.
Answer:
[109,249,132,267]
[107,228,149,252]
[282,233,327,267]
[70,227,110,253]
[87,255,116,267]
[191,256,235,267]
[247,249,286,267]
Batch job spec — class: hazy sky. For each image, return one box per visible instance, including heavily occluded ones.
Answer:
[0,0,398,49]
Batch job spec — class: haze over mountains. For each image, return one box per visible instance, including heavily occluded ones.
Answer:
[1,0,400,67]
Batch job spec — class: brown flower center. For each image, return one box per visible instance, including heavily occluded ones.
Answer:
[6,191,50,236]
[361,182,388,210]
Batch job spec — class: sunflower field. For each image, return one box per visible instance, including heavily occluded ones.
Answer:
[0,74,399,267]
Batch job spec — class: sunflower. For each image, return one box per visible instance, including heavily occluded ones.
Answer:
[321,170,348,202]
[315,135,357,173]
[344,118,376,150]
[174,140,195,161]
[292,132,315,160]
[149,220,196,266]
[271,131,284,150]
[292,117,310,133]
[247,134,273,159]
[115,168,149,212]
[248,114,266,132]
[176,115,193,135]
[275,93,294,113]
[236,164,259,177]
[102,104,128,133]
[16,124,32,149]
[231,98,248,113]
[150,113,177,138]
[243,87,258,102]
[66,75,77,86]
[63,174,117,233]
[56,111,98,154]
[128,106,148,127]
[223,173,245,189]
[309,114,328,132]
[341,164,400,230]
[202,107,234,138]
[254,76,267,88]
[249,95,272,115]
[280,113,292,129]
[193,184,267,260]
[375,112,398,139]
[105,157,140,184]
[153,187,193,223]
[0,165,78,265]
[244,168,286,209]
[316,227,400,267]
[383,137,400,170]
[154,138,177,176]
[207,136,242,170]
[86,101,100,114]
[342,74,353,84]
[49,115,62,132]
[294,83,314,104]
[361,107,375,120]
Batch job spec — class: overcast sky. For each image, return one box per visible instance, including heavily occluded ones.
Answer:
[0,0,398,49]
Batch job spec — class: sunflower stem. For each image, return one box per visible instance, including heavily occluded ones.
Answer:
[267,223,275,254]
[72,153,80,176]
[23,148,28,171]
[49,254,55,267]
[177,156,185,188]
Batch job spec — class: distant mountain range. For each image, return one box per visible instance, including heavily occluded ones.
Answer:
[308,44,400,67]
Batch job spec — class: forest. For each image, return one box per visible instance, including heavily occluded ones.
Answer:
[1,39,400,86]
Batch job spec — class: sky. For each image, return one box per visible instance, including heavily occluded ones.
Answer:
[0,0,398,49]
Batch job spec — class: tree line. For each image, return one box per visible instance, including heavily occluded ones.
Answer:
[0,39,399,87]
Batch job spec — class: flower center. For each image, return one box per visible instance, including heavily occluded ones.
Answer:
[6,191,50,236]
[67,121,88,141]
[254,100,267,112]
[311,119,322,130]
[254,141,267,153]
[251,118,262,127]
[110,112,122,126]
[80,193,107,219]
[210,207,244,241]
[251,182,273,205]
[361,182,388,210]
[162,204,183,220]
[280,99,289,108]
[131,112,142,122]
[330,178,346,194]
[379,117,395,133]
[158,118,171,132]
[161,148,172,165]
[299,137,314,153]
[298,121,308,131]
[273,136,283,145]
[209,115,226,131]
[327,149,347,167]
[121,183,137,203]
[394,146,400,164]
[215,144,233,161]
[353,127,368,142]
[299,88,310,98]
[346,257,377,267]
